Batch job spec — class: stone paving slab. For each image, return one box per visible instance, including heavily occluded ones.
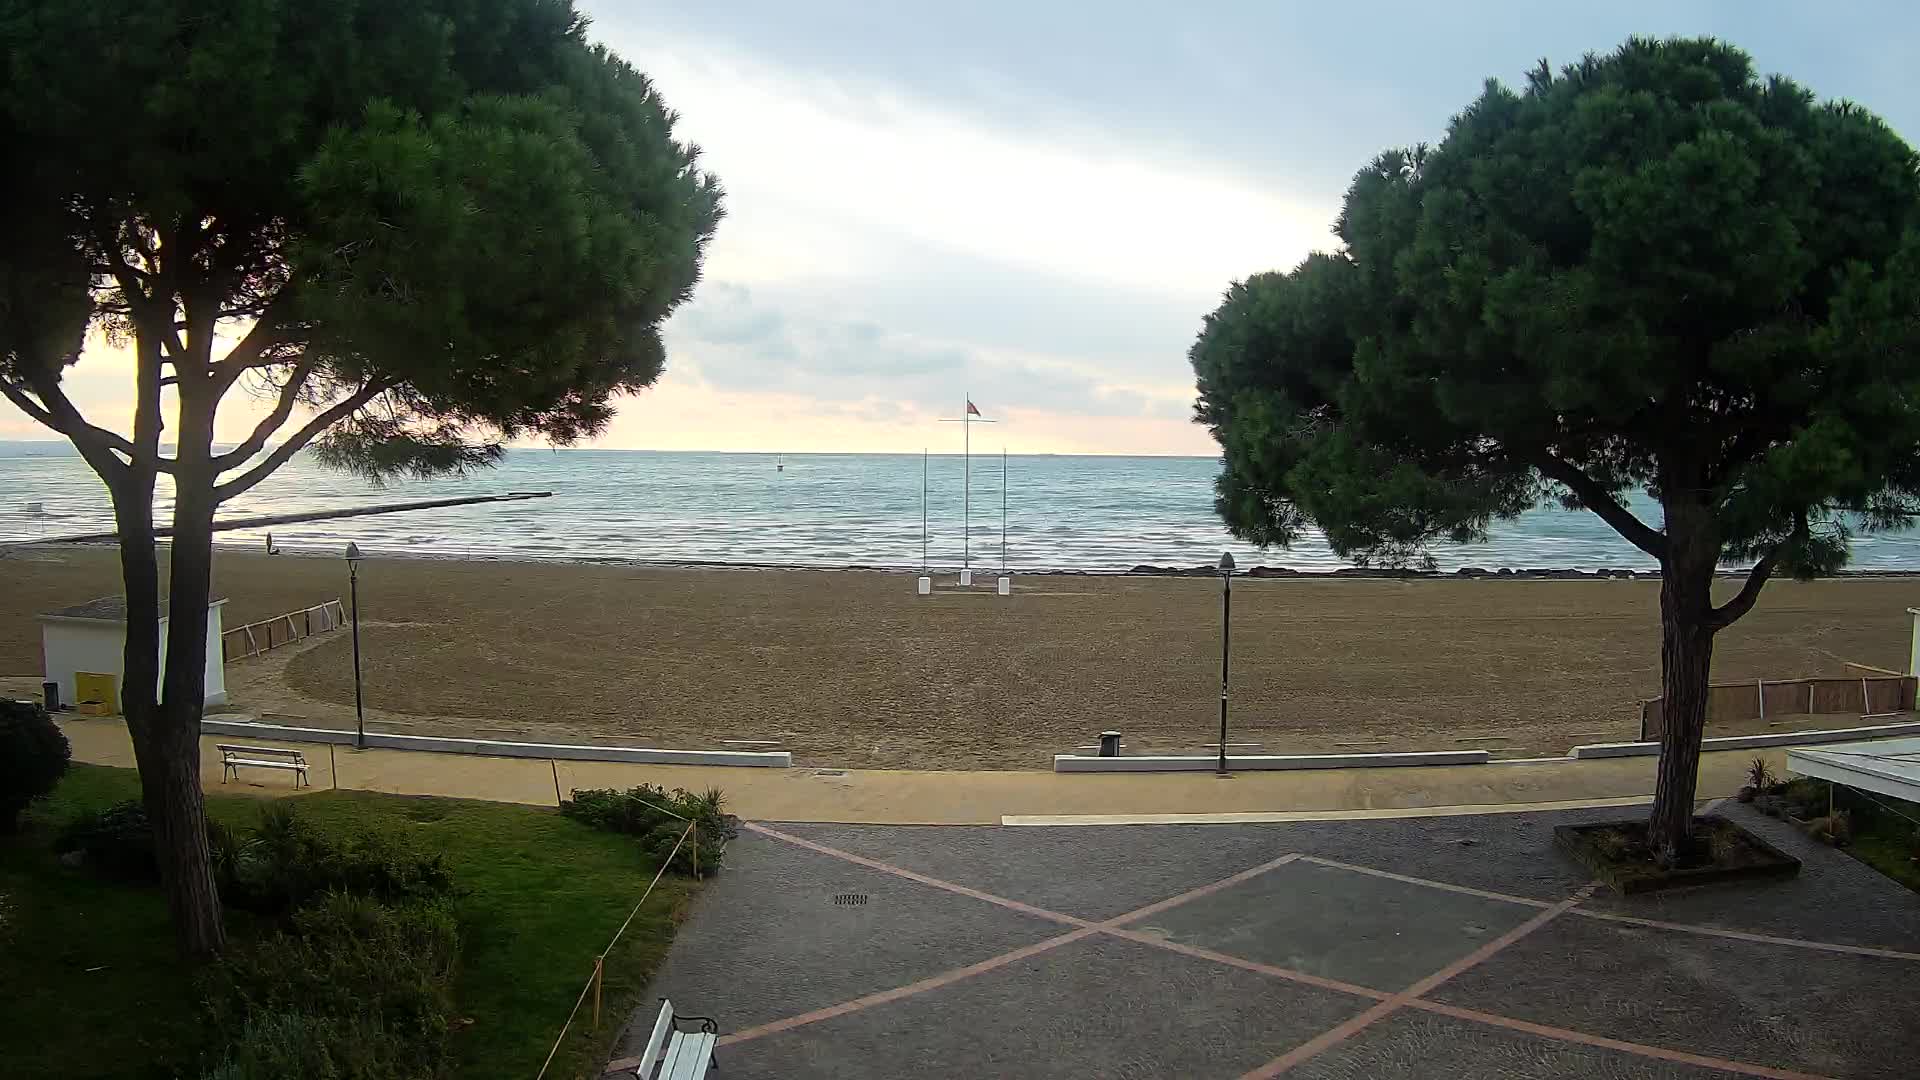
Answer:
[773,820,1298,920]
[620,831,1068,1042]
[1131,858,1536,991]
[628,806,1920,1078]
[1293,1009,1734,1080]
[1431,912,1920,1080]
[714,933,1367,1080]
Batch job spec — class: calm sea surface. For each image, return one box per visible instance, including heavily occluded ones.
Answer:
[4,443,1918,572]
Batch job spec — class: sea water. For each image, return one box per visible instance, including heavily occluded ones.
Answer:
[4,443,1918,572]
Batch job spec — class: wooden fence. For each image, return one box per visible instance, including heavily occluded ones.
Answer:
[222,600,347,662]
[1641,674,1917,740]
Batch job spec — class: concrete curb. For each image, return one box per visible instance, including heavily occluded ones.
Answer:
[1571,720,1920,759]
[1052,750,1490,773]
[200,718,792,768]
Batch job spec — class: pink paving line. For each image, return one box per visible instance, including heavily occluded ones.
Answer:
[1299,853,1920,964]
[1241,888,1594,1078]
[1294,855,1554,909]
[1101,927,1390,1002]
[1407,1000,1835,1080]
[1571,910,1920,963]
[743,822,1090,928]
[721,926,1100,1046]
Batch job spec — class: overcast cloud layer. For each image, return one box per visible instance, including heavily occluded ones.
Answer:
[9,1,1919,454]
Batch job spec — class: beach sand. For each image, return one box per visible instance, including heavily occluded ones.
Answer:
[3,545,1915,769]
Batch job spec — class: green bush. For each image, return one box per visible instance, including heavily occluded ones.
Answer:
[0,698,71,833]
[57,800,159,879]
[203,893,460,1080]
[560,785,736,873]
[57,801,453,916]
[227,803,454,915]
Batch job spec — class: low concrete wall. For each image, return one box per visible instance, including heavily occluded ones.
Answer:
[1052,750,1490,773]
[201,718,792,768]
[1572,720,1920,760]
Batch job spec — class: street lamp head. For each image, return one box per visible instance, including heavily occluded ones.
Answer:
[1218,551,1235,573]
[344,542,362,563]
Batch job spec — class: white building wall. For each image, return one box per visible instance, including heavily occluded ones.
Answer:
[40,621,128,708]
[40,599,229,710]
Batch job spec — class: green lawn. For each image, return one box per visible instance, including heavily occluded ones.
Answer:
[0,765,698,1080]
[1831,785,1920,893]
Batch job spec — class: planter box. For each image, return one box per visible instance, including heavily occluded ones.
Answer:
[1554,815,1801,895]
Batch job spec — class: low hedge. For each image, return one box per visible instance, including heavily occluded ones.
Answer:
[559,785,736,873]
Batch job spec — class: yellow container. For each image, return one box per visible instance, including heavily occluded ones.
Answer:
[74,672,117,714]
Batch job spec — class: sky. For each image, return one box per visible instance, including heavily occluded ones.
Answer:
[8,1,1920,455]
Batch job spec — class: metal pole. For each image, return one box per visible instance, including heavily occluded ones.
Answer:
[963,394,970,575]
[350,562,365,750]
[1002,447,1008,570]
[922,448,928,573]
[1218,570,1231,776]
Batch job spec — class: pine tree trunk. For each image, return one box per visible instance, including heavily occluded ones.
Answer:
[1647,501,1720,865]
[149,375,227,957]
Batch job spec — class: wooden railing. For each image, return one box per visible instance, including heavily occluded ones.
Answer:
[221,600,346,661]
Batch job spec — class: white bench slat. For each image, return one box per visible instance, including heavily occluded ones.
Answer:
[660,1031,716,1080]
[226,758,308,771]
[634,1000,677,1077]
[217,744,306,760]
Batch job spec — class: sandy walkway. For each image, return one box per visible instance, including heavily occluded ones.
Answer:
[4,546,1915,769]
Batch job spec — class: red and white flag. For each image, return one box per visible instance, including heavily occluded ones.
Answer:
[966,400,981,416]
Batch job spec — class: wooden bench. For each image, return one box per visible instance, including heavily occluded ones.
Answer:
[632,999,717,1079]
[218,743,310,787]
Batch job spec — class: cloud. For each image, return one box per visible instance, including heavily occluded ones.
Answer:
[665,284,1191,424]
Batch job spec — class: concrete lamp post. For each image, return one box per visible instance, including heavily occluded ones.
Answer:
[346,542,366,750]
[1217,550,1235,777]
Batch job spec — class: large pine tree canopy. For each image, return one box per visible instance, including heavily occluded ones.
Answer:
[0,0,723,484]
[1193,37,1920,579]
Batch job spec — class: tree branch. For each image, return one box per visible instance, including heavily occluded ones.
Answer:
[212,380,390,502]
[210,356,318,470]
[1,372,153,471]
[1533,453,1669,558]
[1706,512,1806,630]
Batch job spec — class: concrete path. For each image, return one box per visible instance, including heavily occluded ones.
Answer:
[620,803,1920,1079]
[61,715,1792,823]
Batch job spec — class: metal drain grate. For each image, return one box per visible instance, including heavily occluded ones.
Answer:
[832,893,869,906]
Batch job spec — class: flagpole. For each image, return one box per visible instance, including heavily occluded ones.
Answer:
[922,447,928,574]
[963,391,970,578]
[1002,446,1008,571]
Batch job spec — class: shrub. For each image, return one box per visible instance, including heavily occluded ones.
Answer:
[560,785,737,873]
[0,698,70,833]
[226,804,454,916]
[57,801,454,916]
[57,800,158,879]
[203,893,460,1080]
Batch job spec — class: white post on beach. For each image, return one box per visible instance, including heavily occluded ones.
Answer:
[918,447,931,595]
[1909,607,1920,675]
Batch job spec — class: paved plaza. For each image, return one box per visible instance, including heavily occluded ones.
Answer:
[619,803,1920,1079]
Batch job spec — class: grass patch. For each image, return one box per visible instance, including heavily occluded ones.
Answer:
[0,764,698,1080]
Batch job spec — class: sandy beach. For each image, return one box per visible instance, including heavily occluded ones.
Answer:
[4,545,1915,769]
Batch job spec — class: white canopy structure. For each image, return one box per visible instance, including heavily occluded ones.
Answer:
[1788,737,1920,803]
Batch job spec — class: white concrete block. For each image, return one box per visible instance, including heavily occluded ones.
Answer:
[1051,750,1490,772]
[916,576,931,595]
[997,576,1011,595]
[959,569,973,586]
[198,718,793,767]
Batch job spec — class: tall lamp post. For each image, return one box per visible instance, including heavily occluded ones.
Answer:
[345,542,366,750]
[1217,550,1235,777]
